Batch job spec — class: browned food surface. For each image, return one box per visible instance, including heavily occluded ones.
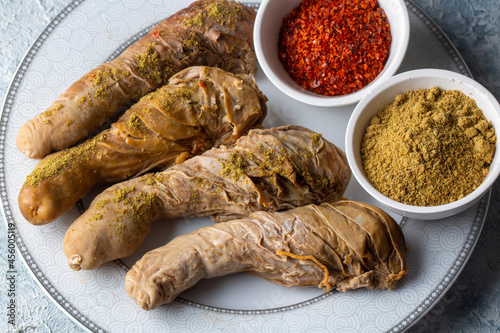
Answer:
[18,66,267,225]
[63,125,351,271]
[125,200,407,310]
[16,0,257,159]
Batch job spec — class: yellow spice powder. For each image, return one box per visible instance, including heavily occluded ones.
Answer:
[220,153,249,180]
[183,0,240,27]
[361,87,496,206]
[25,134,105,187]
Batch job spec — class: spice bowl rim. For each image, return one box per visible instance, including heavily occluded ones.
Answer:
[254,0,410,107]
[345,68,500,220]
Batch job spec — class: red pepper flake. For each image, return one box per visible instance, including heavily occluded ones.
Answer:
[199,82,206,88]
[153,30,160,38]
[278,0,392,96]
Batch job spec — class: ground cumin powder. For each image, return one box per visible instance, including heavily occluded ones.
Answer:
[361,87,496,206]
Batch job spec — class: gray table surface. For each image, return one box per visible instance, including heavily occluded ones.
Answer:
[1,0,499,332]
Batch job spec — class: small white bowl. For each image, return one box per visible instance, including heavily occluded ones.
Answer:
[345,69,500,220]
[254,0,410,107]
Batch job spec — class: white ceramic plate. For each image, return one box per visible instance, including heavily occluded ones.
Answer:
[0,1,490,332]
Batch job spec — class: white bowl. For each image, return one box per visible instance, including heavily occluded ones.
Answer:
[345,69,500,220]
[254,0,410,107]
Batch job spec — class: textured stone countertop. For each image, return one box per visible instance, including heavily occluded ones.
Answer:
[1,0,499,332]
